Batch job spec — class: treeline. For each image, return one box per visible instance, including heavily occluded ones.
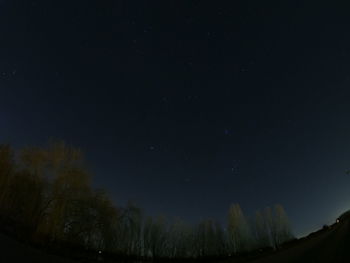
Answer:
[0,142,294,259]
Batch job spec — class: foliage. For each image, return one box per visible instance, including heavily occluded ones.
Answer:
[0,142,294,259]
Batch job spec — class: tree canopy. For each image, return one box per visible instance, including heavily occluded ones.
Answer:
[0,142,294,259]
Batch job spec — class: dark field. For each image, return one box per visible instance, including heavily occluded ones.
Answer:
[226,219,350,263]
[0,218,349,263]
[0,232,74,263]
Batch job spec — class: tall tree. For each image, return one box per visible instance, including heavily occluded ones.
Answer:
[116,201,143,256]
[29,142,92,244]
[262,206,276,248]
[273,204,293,246]
[253,210,270,248]
[227,204,252,254]
[143,215,168,258]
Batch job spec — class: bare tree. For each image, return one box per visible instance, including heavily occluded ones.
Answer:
[167,218,194,258]
[0,141,295,260]
[115,201,143,256]
[253,210,270,248]
[227,204,252,254]
[273,204,293,246]
[143,215,168,258]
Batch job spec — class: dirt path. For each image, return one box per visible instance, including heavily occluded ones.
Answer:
[249,220,350,263]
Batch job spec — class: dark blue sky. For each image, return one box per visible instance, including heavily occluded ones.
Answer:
[1,1,350,236]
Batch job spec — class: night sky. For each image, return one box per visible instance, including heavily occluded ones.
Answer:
[1,1,350,237]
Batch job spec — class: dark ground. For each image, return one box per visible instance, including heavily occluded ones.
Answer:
[0,233,75,263]
[247,219,350,263]
[0,220,349,263]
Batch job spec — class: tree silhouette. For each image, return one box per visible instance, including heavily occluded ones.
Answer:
[253,210,270,248]
[273,204,294,246]
[0,141,294,259]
